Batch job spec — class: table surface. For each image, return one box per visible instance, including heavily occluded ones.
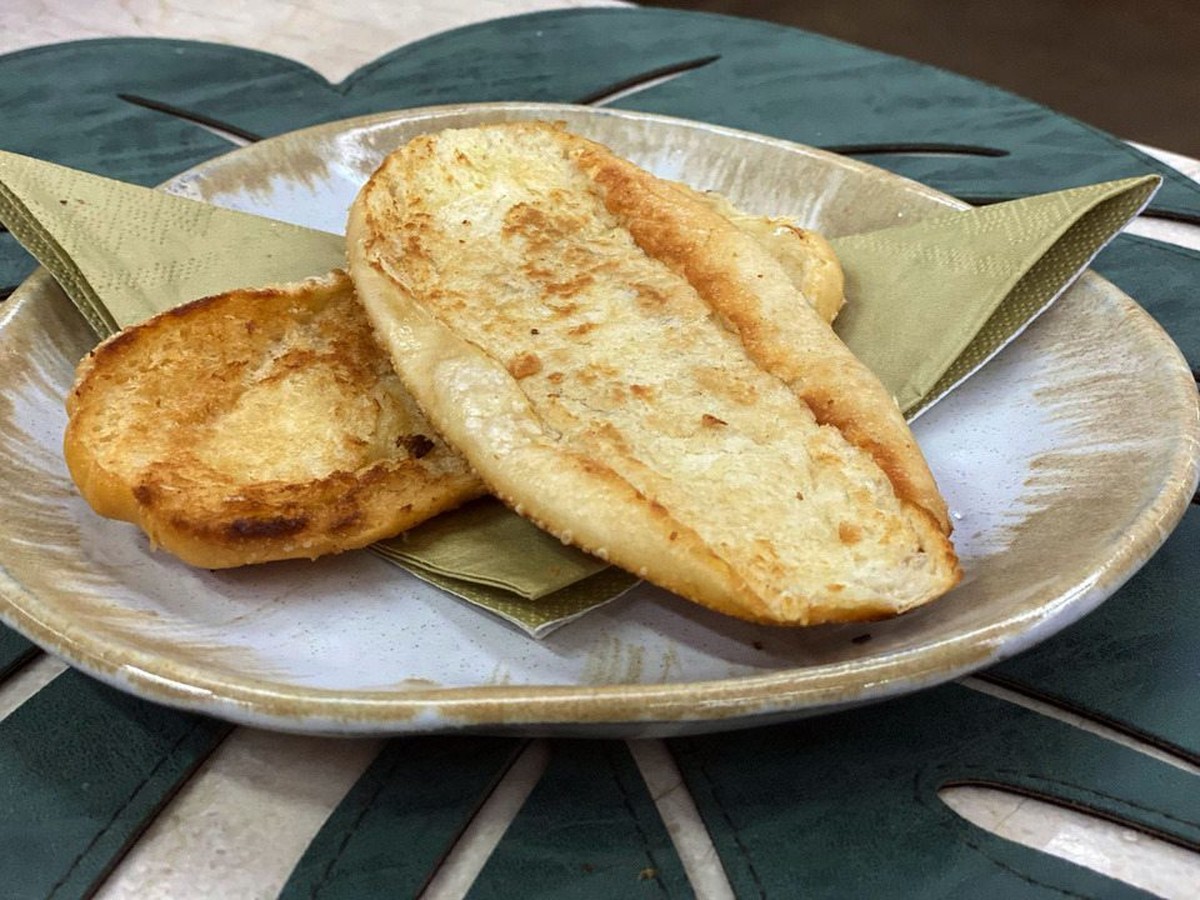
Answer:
[1,2,1197,899]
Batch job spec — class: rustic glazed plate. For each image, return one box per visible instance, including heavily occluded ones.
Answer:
[1,104,1196,736]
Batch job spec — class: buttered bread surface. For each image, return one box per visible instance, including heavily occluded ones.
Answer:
[349,123,959,625]
[64,272,483,568]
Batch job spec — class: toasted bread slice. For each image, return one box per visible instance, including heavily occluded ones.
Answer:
[64,271,483,568]
[348,122,959,625]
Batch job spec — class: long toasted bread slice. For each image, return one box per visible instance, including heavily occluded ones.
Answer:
[63,271,483,568]
[348,122,959,625]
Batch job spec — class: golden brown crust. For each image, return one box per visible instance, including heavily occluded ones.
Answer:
[348,122,960,625]
[64,271,484,568]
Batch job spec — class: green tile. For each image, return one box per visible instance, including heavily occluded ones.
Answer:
[469,741,690,899]
[671,683,1193,898]
[0,670,229,898]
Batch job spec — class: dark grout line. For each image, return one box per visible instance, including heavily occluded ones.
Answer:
[117,93,265,144]
[821,142,1009,158]
[575,54,721,106]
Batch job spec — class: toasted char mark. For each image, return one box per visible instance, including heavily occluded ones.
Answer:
[574,143,951,535]
[508,351,543,379]
[131,483,156,506]
[550,275,595,297]
[228,515,309,539]
[398,433,436,458]
[634,283,672,310]
[547,300,581,318]
[692,365,759,407]
[502,202,573,253]
[507,204,607,301]
[575,362,621,386]
[140,453,483,563]
[330,510,365,532]
[523,267,596,298]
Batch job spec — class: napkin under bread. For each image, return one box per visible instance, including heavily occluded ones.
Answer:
[347,122,960,625]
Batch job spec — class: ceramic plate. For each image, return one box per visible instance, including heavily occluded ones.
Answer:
[1,104,1197,737]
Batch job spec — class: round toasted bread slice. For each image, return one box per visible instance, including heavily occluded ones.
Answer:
[64,270,484,568]
[348,122,959,626]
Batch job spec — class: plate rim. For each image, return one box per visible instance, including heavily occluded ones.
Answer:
[2,102,1197,736]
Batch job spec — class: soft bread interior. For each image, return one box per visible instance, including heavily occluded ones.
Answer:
[578,145,951,534]
[348,123,959,624]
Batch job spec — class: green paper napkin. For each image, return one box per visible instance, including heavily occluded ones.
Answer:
[0,151,346,336]
[376,499,613,598]
[388,563,640,637]
[373,499,639,637]
[0,150,1157,636]
[832,176,1160,417]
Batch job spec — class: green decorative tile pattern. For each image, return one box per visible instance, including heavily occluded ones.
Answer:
[0,670,229,899]
[670,683,1196,898]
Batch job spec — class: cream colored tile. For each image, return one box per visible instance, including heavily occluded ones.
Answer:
[0,0,629,80]
[943,785,1200,900]
[0,653,67,722]
[94,729,382,900]
[628,738,735,900]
